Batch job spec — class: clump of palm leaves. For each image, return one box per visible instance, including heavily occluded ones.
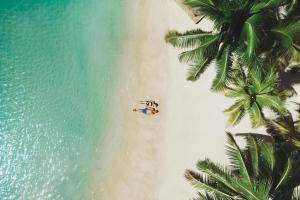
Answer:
[165,0,300,90]
[165,0,300,199]
[267,105,300,149]
[224,67,287,128]
[185,132,300,200]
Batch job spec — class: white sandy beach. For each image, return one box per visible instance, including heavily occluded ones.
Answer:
[85,0,267,199]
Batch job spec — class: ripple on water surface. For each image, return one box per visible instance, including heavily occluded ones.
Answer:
[0,0,124,199]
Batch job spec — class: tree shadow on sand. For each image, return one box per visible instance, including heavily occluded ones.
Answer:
[279,67,300,96]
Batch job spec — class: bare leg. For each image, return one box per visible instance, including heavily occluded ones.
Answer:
[133,108,144,113]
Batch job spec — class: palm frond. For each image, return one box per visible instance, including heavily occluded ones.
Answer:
[256,94,286,114]
[236,133,273,142]
[250,72,263,94]
[242,14,260,60]
[186,57,214,81]
[178,34,219,63]
[248,103,265,128]
[275,157,293,190]
[211,47,232,91]
[271,19,300,49]
[245,135,259,178]
[268,120,291,136]
[271,28,294,49]
[184,0,216,7]
[286,0,300,21]
[282,19,300,38]
[251,0,289,12]
[184,0,225,27]
[224,100,246,127]
[260,69,278,93]
[224,88,246,98]
[185,168,235,199]
[259,141,275,171]
[225,132,252,187]
[266,112,295,139]
[165,29,218,49]
[196,192,226,200]
[197,159,237,194]
[251,178,272,200]
[292,138,300,148]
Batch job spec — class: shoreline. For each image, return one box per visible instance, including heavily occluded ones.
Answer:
[98,0,170,196]
[85,0,267,199]
[84,1,170,198]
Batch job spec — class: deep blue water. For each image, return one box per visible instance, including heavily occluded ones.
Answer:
[0,0,125,199]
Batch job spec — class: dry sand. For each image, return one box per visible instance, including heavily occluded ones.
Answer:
[85,0,267,199]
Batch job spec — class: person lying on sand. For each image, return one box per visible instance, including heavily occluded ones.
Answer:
[139,100,158,107]
[133,107,159,115]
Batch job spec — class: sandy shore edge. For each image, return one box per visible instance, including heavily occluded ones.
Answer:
[84,1,267,199]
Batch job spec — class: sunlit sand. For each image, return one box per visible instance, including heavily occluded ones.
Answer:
[85,0,267,199]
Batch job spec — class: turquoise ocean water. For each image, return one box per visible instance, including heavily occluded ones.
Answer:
[0,0,125,199]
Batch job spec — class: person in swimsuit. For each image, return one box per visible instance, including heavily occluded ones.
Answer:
[133,107,159,115]
[139,100,158,107]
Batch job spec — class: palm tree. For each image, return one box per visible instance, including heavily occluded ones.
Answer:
[266,104,300,149]
[165,0,300,91]
[167,1,300,199]
[185,132,299,200]
[243,106,300,199]
[224,68,287,128]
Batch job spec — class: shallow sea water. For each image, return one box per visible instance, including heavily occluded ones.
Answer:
[0,0,125,199]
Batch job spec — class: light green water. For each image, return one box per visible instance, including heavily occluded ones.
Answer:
[0,0,126,199]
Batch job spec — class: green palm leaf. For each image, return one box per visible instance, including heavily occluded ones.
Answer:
[269,121,290,137]
[184,0,224,25]
[250,72,262,94]
[256,94,286,114]
[248,102,265,128]
[186,132,300,200]
[187,57,214,81]
[271,20,300,49]
[195,192,221,200]
[251,0,288,12]
[225,133,252,187]
[165,30,218,49]
[292,139,300,148]
[259,81,277,94]
[259,141,275,171]
[243,18,258,60]
[282,20,300,37]
[251,178,272,200]
[286,0,299,20]
[185,168,235,199]
[224,88,246,98]
[275,157,293,190]
[197,159,237,194]
[184,0,216,7]
[246,135,259,178]
[178,35,219,63]
[271,29,294,49]
[211,47,232,91]
[224,100,246,126]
